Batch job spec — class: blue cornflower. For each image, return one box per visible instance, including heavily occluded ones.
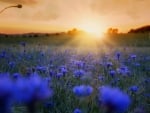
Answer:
[73,69,85,78]
[36,66,47,73]
[98,75,105,81]
[73,108,82,113]
[111,78,120,86]
[8,61,15,68]
[106,62,113,68]
[129,86,139,93]
[134,63,141,67]
[14,73,53,113]
[109,70,116,77]
[73,85,93,97]
[20,42,26,47]
[49,70,54,77]
[130,54,136,60]
[116,52,121,60]
[117,66,130,76]
[13,78,34,103]
[0,76,13,113]
[144,78,150,83]
[59,66,67,75]
[99,86,131,113]
[56,72,64,78]
[73,60,84,68]
[29,73,53,100]
[12,73,21,79]
[0,51,6,58]
[40,52,44,57]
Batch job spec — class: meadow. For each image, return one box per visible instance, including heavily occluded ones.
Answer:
[0,33,150,113]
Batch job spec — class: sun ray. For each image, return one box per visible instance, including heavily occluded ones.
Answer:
[77,18,104,38]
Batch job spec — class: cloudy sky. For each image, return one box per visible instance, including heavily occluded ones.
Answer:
[0,0,149,33]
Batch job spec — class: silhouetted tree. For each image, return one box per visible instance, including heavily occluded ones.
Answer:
[128,25,150,33]
[107,28,118,34]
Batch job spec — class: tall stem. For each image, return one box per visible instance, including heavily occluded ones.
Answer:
[0,5,22,14]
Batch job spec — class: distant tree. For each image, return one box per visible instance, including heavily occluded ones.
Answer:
[29,34,33,38]
[5,35,8,38]
[112,28,118,34]
[45,33,50,37]
[34,34,38,37]
[67,28,78,35]
[107,28,118,34]
[128,25,150,33]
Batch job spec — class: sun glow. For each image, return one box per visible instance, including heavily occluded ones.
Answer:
[78,18,104,37]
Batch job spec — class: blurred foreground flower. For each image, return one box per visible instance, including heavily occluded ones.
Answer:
[98,86,131,113]
[73,108,82,113]
[0,75,13,113]
[13,73,53,113]
[0,73,53,113]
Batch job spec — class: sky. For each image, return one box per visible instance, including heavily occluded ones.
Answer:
[0,0,149,34]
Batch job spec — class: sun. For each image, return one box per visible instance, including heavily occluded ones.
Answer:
[78,18,104,37]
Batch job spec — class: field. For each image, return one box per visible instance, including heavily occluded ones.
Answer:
[0,33,150,113]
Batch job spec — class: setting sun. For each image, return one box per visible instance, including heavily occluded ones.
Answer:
[78,18,104,37]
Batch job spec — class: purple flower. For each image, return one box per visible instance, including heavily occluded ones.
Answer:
[134,63,141,67]
[130,54,137,60]
[116,52,121,60]
[73,70,85,78]
[0,76,13,113]
[40,52,44,57]
[12,73,21,79]
[109,70,116,77]
[99,86,131,113]
[74,60,84,68]
[59,66,67,75]
[8,61,15,68]
[20,42,26,47]
[49,70,54,77]
[13,78,34,103]
[73,85,93,97]
[36,66,47,73]
[0,51,6,58]
[56,72,64,78]
[117,66,130,76]
[14,73,53,113]
[73,108,82,113]
[129,86,139,93]
[106,62,113,68]
[98,75,105,81]
[29,73,53,100]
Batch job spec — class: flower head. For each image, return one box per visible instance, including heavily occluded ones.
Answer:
[73,108,82,113]
[73,70,85,78]
[129,86,139,93]
[14,73,53,103]
[0,75,13,113]
[99,86,131,113]
[109,70,116,77]
[73,85,93,97]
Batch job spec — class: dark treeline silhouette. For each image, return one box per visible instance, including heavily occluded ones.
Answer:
[128,25,150,33]
[0,32,66,38]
